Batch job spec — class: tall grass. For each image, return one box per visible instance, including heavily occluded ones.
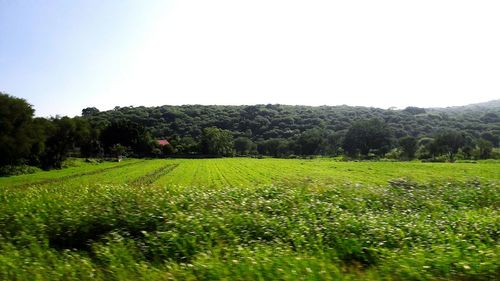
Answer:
[0,173,498,280]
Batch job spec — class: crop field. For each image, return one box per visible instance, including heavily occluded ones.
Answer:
[0,158,498,280]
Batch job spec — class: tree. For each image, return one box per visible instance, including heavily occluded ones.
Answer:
[399,136,417,160]
[69,117,104,158]
[477,139,493,159]
[323,130,345,156]
[40,117,78,169]
[28,118,51,166]
[109,144,128,158]
[81,107,100,117]
[480,112,499,123]
[342,119,392,157]
[79,124,103,159]
[257,138,288,157]
[201,127,234,156]
[161,143,176,155]
[234,137,256,155]
[0,93,36,166]
[480,132,499,147]
[415,137,437,159]
[402,106,426,115]
[297,129,325,155]
[100,121,154,156]
[77,103,500,157]
[172,136,200,154]
[432,131,466,161]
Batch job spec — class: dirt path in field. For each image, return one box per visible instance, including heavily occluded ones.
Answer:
[128,164,179,186]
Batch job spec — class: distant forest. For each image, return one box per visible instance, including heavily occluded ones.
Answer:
[1,92,500,174]
[83,100,500,158]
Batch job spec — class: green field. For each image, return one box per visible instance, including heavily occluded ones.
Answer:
[0,158,498,280]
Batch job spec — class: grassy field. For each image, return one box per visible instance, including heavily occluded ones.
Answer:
[0,158,498,280]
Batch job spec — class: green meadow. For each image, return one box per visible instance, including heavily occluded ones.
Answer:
[0,158,498,280]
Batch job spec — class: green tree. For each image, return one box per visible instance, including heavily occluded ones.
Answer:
[342,119,392,157]
[172,136,200,154]
[161,143,176,155]
[477,139,493,159]
[480,132,499,147]
[201,127,234,156]
[70,117,104,158]
[432,131,466,161]
[297,129,325,155]
[0,93,36,166]
[399,136,417,160]
[40,117,78,169]
[27,118,51,166]
[402,106,426,115]
[109,143,128,159]
[234,137,256,155]
[323,131,345,156]
[100,121,154,156]
[257,138,288,157]
[81,107,100,117]
[75,102,500,157]
[480,112,499,123]
[79,124,103,159]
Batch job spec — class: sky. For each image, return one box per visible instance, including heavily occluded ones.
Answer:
[1,0,499,117]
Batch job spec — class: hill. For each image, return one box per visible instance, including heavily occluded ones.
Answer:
[436,99,500,112]
[84,100,500,147]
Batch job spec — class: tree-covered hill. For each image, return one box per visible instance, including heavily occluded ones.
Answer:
[84,101,500,143]
[2,91,499,174]
[433,99,500,112]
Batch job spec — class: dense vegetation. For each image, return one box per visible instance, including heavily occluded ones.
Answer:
[85,101,500,142]
[2,93,498,280]
[1,93,159,174]
[0,158,498,280]
[1,92,500,175]
[83,100,500,159]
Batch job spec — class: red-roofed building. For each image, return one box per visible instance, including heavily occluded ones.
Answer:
[157,139,170,146]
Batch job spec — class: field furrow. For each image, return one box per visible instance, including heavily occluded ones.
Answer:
[129,163,179,186]
[0,159,144,189]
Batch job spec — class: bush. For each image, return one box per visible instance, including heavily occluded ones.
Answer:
[0,165,41,176]
[384,148,401,160]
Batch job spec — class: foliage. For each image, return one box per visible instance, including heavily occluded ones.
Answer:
[257,138,290,157]
[201,127,234,156]
[297,128,325,155]
[81,107,100,117]
[109,144,129,158]
[481,131,499,147]
[100,120,155,156]
[399,136,418,160]
[476,139,493,159]
[40,117,80,169]
[0,164,41,176]
[0,159,498,280]
[342,119,392,157]
[432,131,467,161]
[2,93,500,172]
[402,106,426,115]
[234,137,256,155]
[171,136,199,154]
[83,101,500,158]
[160,143,176,155]
[0,93,36,166]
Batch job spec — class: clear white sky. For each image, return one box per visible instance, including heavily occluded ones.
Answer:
[1,0,499,117]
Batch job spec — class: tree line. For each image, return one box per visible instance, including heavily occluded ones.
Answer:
[81,100,500,160]
[1,93,159,173]
[1,93,499,174]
